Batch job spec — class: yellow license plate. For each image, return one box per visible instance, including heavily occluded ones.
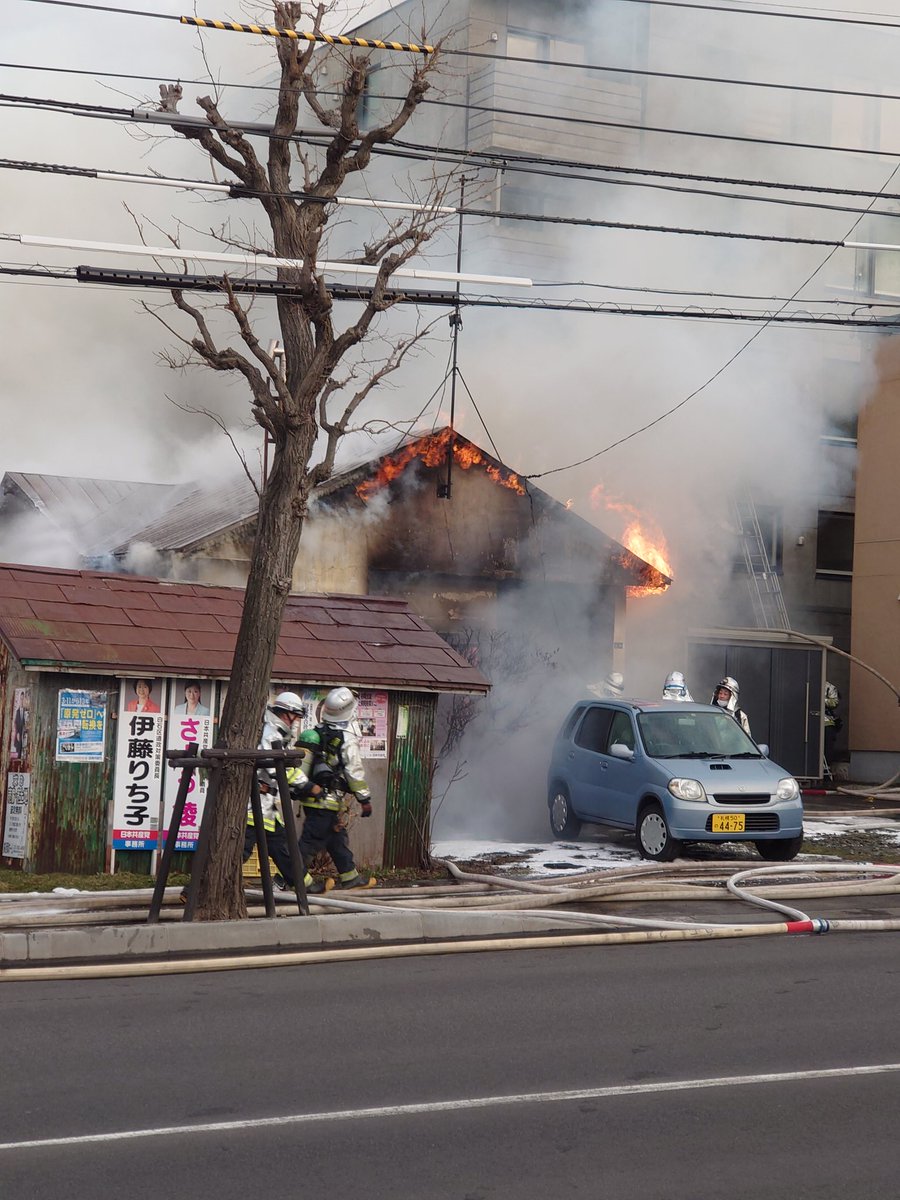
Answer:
[712,813,746,833]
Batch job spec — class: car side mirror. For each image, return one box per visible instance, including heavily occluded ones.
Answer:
[609,742,635,761]
[757,743,769,757]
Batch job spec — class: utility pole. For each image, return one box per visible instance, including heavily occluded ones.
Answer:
[438,178,466,500]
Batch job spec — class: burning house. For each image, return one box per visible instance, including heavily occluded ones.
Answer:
[0,430,670,689]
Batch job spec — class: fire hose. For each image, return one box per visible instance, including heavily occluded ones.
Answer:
[3,858,900,980]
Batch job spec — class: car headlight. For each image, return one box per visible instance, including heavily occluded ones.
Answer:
[775,777,800,801]
[668,778,707,802]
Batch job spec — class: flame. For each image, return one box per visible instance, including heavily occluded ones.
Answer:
[356,429,525,500]
[590,483,672,597]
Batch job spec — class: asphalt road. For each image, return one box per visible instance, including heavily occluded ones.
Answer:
[2,934,900,1199]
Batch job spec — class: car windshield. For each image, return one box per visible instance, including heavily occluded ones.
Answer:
[637,710,761,758]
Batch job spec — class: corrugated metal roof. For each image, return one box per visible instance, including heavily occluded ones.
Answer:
[106,474,260,555]
[0,562,491,695]
[4,472,176,537]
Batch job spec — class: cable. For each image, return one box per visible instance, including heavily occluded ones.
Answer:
[5,261,894,312]
[18,0,900,35]
[13,39,900,107]
[9,151,900,224]
[41,265,900,326]
[7,90,900,182]
[7,83,900,170]
[17,0,178,17]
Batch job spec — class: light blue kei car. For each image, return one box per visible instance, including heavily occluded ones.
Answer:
[547,699,804,862]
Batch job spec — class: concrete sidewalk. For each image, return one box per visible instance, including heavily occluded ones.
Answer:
[4,796,898,972]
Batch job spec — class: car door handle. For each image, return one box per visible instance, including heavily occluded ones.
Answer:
[600,761,608,770]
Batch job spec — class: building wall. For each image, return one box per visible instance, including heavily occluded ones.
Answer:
[849,336,900,780]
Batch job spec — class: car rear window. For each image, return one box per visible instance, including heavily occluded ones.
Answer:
[574,706,613,752]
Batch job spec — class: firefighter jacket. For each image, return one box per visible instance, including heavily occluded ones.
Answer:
[824,682,841,729]
[296,721,371,814]
[247,709,309,831]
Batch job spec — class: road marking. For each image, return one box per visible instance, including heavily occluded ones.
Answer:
[3,1063,900,1151]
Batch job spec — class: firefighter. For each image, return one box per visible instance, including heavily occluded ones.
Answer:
[662,670,693,702]
[183,691,315,903]
[824,681,842,766]
[243,768,300,890]
[294,686,375,893]
[588,670,625,700]
[254,690,316,891]
[711,676,752,737]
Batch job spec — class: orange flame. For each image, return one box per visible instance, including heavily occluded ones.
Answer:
[356,429,525,500]
[590,483,672,597]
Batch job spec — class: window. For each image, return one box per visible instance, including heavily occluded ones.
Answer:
[506,29,585,65]
[733,502,783,575]
[816,511,855,577]
[359,66,385,131]
[606,711,635,752]
[575,706,613,753]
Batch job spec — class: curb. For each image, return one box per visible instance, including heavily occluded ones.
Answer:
[0,909,573,967]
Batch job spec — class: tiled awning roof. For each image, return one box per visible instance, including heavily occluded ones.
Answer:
[0,563,490,695]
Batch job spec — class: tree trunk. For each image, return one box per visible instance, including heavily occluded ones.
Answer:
[194,437,309,920]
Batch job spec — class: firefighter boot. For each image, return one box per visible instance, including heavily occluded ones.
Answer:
[307,878,335,894]
[340,873,376,889]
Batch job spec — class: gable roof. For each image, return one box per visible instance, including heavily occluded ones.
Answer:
[86,428,668,587]
[0,563,489,694]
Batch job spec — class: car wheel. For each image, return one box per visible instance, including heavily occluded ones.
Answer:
[549,786,582,840]
[755,836,803,861]
[637,803,682,862]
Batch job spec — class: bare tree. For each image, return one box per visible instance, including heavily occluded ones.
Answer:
[154,2,449,919]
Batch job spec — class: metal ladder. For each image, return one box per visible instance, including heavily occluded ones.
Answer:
[733,491,790,632]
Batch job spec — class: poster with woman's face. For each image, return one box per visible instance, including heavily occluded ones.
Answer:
[171,680,212,717]
[123,677,163,714]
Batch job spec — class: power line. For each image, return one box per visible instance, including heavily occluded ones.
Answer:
[9,35,900,109]
[2,106,899,203]
[18,0,900,36]
[10,86,900,167]
[42,264,899,325]
[7,154,900,229]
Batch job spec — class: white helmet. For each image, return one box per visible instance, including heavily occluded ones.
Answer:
[321,686,357,724]
[605,671,625,695]
[271,690,305,717]
[713,676,739,714]
[663,670,692,701]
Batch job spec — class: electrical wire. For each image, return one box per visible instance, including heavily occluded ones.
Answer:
[8,150,900,224]
[5,259,895,311]
[18,0,900,34]
[8,85,898,164]
[10,42,900,108]
[4,263,891,327]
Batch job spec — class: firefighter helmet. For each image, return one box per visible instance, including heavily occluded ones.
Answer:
[663,670,692,701]
[713,676,739,713]
[321,686,357,723]
[271,690,305,717]
[605,671,625,695]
